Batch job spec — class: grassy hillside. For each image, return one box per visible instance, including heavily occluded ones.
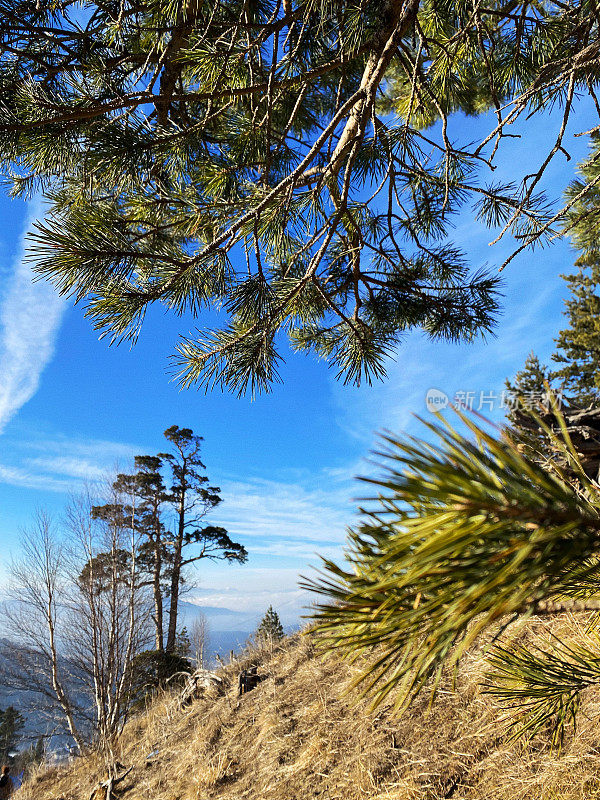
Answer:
[20,622,600,800]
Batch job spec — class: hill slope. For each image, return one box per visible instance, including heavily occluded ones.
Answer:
[20,627,600,800]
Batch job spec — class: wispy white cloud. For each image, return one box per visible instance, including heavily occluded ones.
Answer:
[0,463,73,493]
[21,435,140,483]
[22,435,140,462]
[217,474,356,546]
[0,199,67,433]
[0,434,141,492]
[26,456,108,482]
[246,540,344,560]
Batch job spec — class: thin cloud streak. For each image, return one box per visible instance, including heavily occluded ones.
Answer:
[0,463,73,493]
[0,198,67,433]
[217,475,355,546]
[0,434,141,492]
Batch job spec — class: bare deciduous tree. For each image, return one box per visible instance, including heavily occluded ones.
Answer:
[188,615,210,670]
[65,483,152,750]
[4,511,86,751]
[3,482,152,753]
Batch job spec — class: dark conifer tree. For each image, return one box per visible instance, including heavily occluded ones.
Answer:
[551,260,600,407]
[255,606,285,643]
[77,548,132,594]
[544,136,600,406]
[87,429,245,654]
[0,707,24,761]
[504,352,555,457]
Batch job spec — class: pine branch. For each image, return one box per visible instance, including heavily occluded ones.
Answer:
[305,407,600,711]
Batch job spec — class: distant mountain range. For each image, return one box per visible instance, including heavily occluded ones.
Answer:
[178,600,260,634]
[179,601,299,661]
[178,601,255,664]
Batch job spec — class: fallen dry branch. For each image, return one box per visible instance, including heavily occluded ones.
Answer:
[87,765,133,800]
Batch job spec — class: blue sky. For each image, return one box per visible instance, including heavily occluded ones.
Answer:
[0,101,597,630]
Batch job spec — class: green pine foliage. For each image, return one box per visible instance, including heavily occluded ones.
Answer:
[255,606,285,643]
[504,156,600,445]
[306,409,600,741]
[564,134,600,261]
[552,260,600,406]
[504,352,556,459]
[0,706,25,760]
[485,628,600,746]
[4,0,599,393]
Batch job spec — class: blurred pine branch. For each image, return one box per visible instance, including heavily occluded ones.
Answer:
[306,405,600,741]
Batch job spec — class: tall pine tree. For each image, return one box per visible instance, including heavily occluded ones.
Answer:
[505,352,551,414]
[88,430,246,654]
[160,426,247,653]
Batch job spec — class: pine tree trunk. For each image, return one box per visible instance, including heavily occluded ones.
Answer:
[166,492,185,653]
[153,533,164,651]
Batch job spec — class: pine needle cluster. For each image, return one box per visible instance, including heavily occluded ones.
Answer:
[306,409,600,742]
[2,0,599,392]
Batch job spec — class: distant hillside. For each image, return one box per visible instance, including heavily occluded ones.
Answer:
[178,599,271,635]
[0,639,88,755]
[20,622,600,800]
[178,601,254,633]
[0,625,249,755]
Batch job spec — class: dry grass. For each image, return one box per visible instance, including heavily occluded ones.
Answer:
[20,623,600,800]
